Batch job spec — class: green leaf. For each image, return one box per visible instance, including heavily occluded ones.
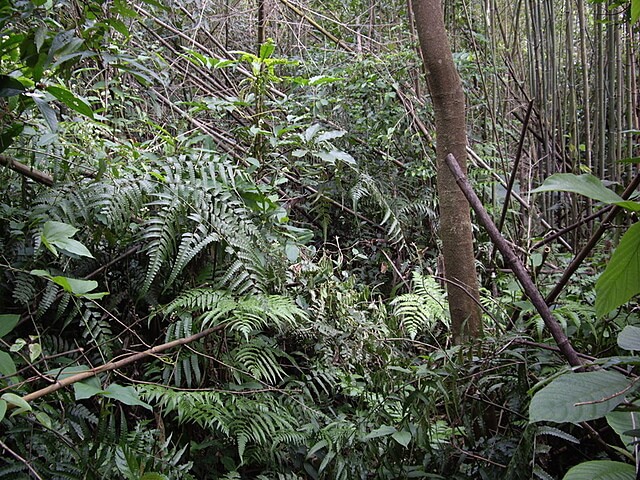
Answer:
[28,343,41,362]
[103,384,152,410]
[618,325,640,351]
[606,410,640,452]
[632,0,640,24]
[0,351,16,377]
[316,130,346,143]
[46,365,92,380]
[32,95,58,132]
[140,473,168,480]
[363,425,397,440]
[532,173,640,211]
[73,377,105,400]
[0,75,26,97]
[392,430,412,447]
[304,124,322,142]
[46,85,94,118]
[596,222,640,317]
[529,370,637,424]
[34,411,52,429]
[0,400,6,423]
[619,156,640,164]
[259,39,275,60]
[562,460,634,480]
[112,0,137,17]
[104,18,130,38]
[532,173,625,204]
[0,123,24,153]
[1,392,31,414]
[41,220,94,258]
[31,270,102,296]
[315,150,356,165]
[308,75,342,86]
[0,314,19,338]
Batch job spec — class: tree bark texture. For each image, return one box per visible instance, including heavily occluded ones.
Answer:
[412,0,481,342]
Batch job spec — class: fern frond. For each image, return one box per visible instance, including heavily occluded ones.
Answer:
[390,270,447,339]
[11,271,36,306]
[536,425,579,444]
[232,339,285,384]
[94,176,153,229]
[350,172,404,244]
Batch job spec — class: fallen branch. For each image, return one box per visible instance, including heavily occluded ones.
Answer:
[21,323,227,403]
[0,155,54,187]
[444,153,583,367]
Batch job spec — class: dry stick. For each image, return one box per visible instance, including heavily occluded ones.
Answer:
[489,100,534,269]
[0,155,54,186]
[277,0,352,51]
[545,172,640,306]
[496,100,534,235]
[444,153,583,367]
[20,323,227,404]
[0,439,45,480]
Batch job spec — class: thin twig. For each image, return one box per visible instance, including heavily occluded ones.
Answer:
[0,439,44,480]
[574,377,640,406]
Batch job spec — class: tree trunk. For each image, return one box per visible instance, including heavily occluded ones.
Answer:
[411,0,482,342]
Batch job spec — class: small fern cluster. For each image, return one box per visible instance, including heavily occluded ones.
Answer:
[390,270,448,340]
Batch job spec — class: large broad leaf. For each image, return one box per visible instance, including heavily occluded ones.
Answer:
[632,0,640,24]
[532,173,625,203]
[0,314,19,338]
[73,377,105,400]
[41,220,94,258]
[596,222,640,318]
[30,270,108,298]
[529,370,637,424]
[46,365,92,380]
[0,351,16,378]
[532,173,640,212]
[32,95,58,132]
[618,325,640,351]
[1,392,31,414]
[0,75,26,97]
[103,384,151,410]
[363,425,397,440]
[606,410,640,452]
[46,85,94,118]
[563,460,634,480]
[392,430,412,447]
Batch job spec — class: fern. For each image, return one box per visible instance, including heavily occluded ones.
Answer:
[350,172,404,244]
[139,156,285,297]
[11,271,35,306]
[390,270,447,339]
[94,176,153,229]
[232,338,286,385]
[140,386,309,466]
[166,288,307,334]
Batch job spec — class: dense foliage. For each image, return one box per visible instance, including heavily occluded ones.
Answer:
[0,0,639,479]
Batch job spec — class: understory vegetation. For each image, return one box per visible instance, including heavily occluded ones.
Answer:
[0,0,639,479]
